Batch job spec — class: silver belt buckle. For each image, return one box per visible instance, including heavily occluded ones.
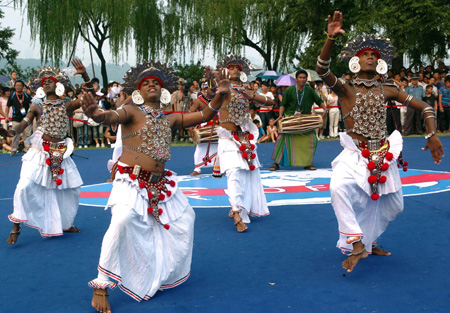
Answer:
[132,165,141,177]
[149,172,161,184]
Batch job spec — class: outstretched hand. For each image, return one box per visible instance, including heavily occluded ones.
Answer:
[422,136,444,164]
[71,58,87,76]
[80,92,101,119]
[328,11,345,37]
[215,68,230,95]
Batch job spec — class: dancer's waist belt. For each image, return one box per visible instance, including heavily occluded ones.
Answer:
[353,138,386,151]
[118,165,163,184]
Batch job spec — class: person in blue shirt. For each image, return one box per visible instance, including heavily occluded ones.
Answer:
[404,74,426,135]
[438,76,450,132]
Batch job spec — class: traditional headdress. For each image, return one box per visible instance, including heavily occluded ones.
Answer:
[29,66,72,98]
[29,66,72,91]
[216,54,251,75]
[122,61,179,94]
[339,34,394,64]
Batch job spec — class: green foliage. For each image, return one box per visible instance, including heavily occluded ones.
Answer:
[172,61,204,84]
[0,6,19,68]
[0,64,35,84]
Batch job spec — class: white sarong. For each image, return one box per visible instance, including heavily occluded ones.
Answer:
[330,131,404,254]
[193,142,218,172]
[217,125,269,223]
[8,131,82,237]
[89,166,195,301]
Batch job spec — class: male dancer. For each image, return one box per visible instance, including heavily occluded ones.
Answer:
[317,11,444,273]
[6,59,91,244]
[82,61,228,312]
[189,71,218,176]
[270,69,327,171]
[214,55,272,232]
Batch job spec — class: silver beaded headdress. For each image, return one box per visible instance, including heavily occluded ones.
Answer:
[29,66,72,90]
[216,54,251,75]
[122,61,179,94]
[340,34,395,64]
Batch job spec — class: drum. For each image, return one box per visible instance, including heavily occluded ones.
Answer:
[277,114,322,134]
[192,123,218,144]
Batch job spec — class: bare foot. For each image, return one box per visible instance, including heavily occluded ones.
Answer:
[64,226,81,233]
[92,288,111,313]
[233,212,248,232]
[372,246,391,256]
[190,171,200,176]
[342,242,368,273]
[6,223,21,245]
[228,210,234,218]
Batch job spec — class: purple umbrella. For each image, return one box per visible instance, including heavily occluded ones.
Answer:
[274,74,296,86]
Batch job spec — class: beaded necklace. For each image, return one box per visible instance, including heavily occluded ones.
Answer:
[38,100,69,139]
[220,87,251,127]
[122,104,172,162]
[345,84,387,139]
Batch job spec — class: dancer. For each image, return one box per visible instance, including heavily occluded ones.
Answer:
[317,12,444,273]
[6,59,91,244]
[270,69,326,171]
[82,61,227,312]
[189,70,218,176]
[214,55,271,232]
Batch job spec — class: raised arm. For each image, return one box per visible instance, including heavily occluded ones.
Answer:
[80,91,131,126]
[171,68,229,130]
[65,59,95,113]
[315,11,347,97]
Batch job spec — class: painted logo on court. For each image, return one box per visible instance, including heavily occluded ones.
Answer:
[80,169,450,208]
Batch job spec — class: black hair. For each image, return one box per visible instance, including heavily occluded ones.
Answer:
[14,80,25,87]
[253,119,260,124]
[295,69,307,78]
[445,76,450,83]
[92,78,100,84]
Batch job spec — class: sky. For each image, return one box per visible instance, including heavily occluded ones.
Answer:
[1,4,266,70]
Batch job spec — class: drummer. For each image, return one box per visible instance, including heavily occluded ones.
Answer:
[270,69,327,171]
[189,75,219,176]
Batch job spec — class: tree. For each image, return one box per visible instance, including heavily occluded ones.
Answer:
[172,61,204,85]
[14,0,186,88]
[0,2,19,77]
[177,0,306,72]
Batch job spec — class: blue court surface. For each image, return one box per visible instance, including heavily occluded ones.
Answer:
[1,136,449,313]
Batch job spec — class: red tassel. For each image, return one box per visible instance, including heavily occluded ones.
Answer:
[251,153,256,159]
[169,180,175,187]
[242,152,248,159]
[164,224,170,230]
[234,135,240,141]
[379,176,387,184]
[403,161,409,167]
[139,182,146,189]
[46,158,51,165]
[403,167,408,172]
[381,163,389,171]
[371,193,380,201]
[129,174,136,180]
[147,207,153,214]
[158,208,163,215]
[166,190,172,197]
[367,161,376,171]
[362,149,370,158]
[368,175,377,184]
[56,179,62,186]
[397,163,400,168]
[148,192,153,199]
[43,144,50,152]
[166,170,172,176]
[239,144,246,151]
[118,167,124,174]
[159,194,165,201]
[385,152,393,161]
[248,134,254,140]
[58,168,64,175]
[250,144,255,150]
[249,165,255,171]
